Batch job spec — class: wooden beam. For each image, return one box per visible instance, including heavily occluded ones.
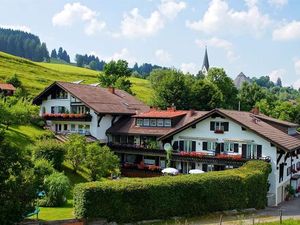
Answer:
[111,115,117,126]
[277,149,284,165]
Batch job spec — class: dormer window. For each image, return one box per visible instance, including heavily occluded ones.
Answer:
[210,121,229,133]
[164,119,171,127]
[135,118,172,127]
[150,119,156,127]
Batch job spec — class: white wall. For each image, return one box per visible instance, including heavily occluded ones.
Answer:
[40,93,71,115]
[171,116,277,198]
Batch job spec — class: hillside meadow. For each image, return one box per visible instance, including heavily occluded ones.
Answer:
[0,51,154,104]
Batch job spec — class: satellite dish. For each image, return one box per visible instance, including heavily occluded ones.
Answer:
[164,143,172,151]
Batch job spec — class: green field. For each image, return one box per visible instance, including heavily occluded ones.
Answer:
[0,51,154,104]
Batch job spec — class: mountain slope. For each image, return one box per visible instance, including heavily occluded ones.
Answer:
[0,52,154,104]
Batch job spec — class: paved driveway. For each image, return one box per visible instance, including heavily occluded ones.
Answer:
[257,197,300,217]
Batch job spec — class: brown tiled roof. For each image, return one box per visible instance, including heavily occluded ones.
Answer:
[254,114,298,127]
[33,81,149,114]
[159,109,300,152]
[132,109,188,118]
[0,83,16,91]
[107,111,208,136]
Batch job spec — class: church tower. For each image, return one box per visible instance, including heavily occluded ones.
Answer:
[201,46,209,76]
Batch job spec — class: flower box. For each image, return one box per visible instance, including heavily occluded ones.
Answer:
[214,129,224,134]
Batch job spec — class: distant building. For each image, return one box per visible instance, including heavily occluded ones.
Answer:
[201,47,210,76]
[234,72,251,89]
[0,83,16,96]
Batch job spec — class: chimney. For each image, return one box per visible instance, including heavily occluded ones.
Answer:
[108,86,115,94]
[250,106,260,115]
[189,109,196,116]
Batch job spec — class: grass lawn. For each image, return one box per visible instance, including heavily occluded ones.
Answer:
[2,124,48,147]
[258,219,300,225]
[31,163,89,221]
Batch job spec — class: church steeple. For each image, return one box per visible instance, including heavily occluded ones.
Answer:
[201,46,209,75]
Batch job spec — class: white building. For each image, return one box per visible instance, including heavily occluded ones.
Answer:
[34,82,300,206]
[33,81,149,142]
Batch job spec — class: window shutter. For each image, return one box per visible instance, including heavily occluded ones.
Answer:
[210,122,215,131]
[220,143,224,152]
[234,143,239,153]
[192,141,196,152]
[172,141,178,151]
[242,144,247,158]
[224,122,229,131]
[257,145,262,158]
[179,141,184,151]
[202,164,208,172]
[203,142,208,151]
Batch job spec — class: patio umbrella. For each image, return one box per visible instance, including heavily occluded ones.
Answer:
[189,169,205,174]
[162,167,179,175]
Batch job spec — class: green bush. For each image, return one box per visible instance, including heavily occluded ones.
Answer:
[74,161,271,222]
[39,172,70,207]
[33,158,55,187]
[32,139,65,170]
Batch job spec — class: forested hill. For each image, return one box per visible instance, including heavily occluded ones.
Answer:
[0,28,49,62]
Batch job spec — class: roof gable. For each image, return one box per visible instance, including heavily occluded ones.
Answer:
[159,109,300,152]
[33,81,149,115]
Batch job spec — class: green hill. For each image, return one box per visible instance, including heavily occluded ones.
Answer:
[0,51,154,104]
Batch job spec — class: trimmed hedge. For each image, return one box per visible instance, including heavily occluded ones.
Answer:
[74,161,271,222]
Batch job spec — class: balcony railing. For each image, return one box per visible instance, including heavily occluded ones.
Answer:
[42,113,92,122]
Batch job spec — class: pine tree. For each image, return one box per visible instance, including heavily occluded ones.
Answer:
[51,49,57,59]
[276,77,282,87]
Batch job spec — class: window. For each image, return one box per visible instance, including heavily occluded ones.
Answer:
[143,119,150,126]
[157,119,164,127]
[242,144,262,159]
[85,125,90,131]
[164,119,171,127]
[42,107,46,114]
[71,124,76,131]
[136,119,143,126]
[202,142,216,151]
[114,135,121,143]
[210,121,229,132]
[144,156,156,165]
[150,119,157,127]
[51,106,66,114]
[182,140,196,152]
[125,154,136,163]
[63,124,68,131]
[128,136,134,145]
[224,143,239,152]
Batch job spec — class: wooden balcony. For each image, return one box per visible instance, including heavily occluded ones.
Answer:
[107,143,269,167]
[42,113,92,122]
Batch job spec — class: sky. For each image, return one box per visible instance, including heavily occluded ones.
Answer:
[0,0,300,87]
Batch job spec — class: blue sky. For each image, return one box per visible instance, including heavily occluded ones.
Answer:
[1,0,300,87]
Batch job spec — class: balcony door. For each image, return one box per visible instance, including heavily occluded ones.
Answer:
[55,124,62,132]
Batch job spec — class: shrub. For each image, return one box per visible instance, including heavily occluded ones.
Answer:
[34,130,55,140]
[85,143,119,181]
[65,134,86,172]
[39,172,70,207]
[32,139,65,170]
[33,158,55,187]
[74,161,271,222]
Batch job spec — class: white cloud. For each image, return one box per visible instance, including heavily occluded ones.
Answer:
[120,0,186,38]
[195,37,239,62]
[268,0,288,8]
[155,49,172,63]
[295,59,300,75]
[90,48,136,67]
[158,0,186,19]
[180,63,199,74]
[0,24,31,32]
[293,79,300,89]
[186,0,271,37]
[272,21,300,41]
[52,2,106,35]
[269,69,286,82]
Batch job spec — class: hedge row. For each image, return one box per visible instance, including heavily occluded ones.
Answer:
[74,161,271,222]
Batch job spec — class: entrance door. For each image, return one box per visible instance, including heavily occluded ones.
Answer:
[55,124,62,133]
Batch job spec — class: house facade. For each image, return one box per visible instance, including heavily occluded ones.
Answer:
[34,81,300,206]
[33,81,149,142]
